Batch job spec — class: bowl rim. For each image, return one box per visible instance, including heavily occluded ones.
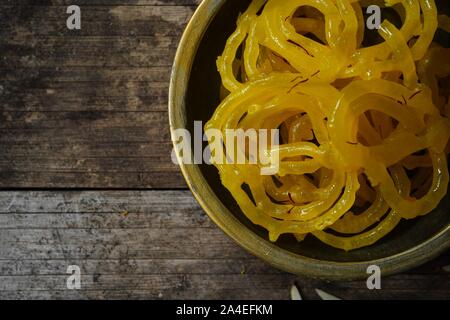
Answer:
[168,0,450,280]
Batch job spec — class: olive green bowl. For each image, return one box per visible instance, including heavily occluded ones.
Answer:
[169,0,450,280]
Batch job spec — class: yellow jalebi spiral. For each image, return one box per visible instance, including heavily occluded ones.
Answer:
[206,0,450,250]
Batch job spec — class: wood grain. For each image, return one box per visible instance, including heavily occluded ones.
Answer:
[0,2,194,188]
[0,191,448,300]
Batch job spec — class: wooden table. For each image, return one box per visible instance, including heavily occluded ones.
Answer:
[0,0,448,300]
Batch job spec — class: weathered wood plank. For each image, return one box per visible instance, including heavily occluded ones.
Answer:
[0,190,202,213]
[0,3,196,188]
[1,67,171,82]
[0,191,448,300]
[0,109,184,188]
[0,6,195,37]
[0,289,289,300]
[0,191,246,260]
[1,75,170,112]
[2,38,178,67]
[0,172,184,189]
[2,1,202,6]
[0,228,247,260]
[0,190,295,299]
[1,139,171,154]
[0,274,293,291]
[0,259,283,276]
